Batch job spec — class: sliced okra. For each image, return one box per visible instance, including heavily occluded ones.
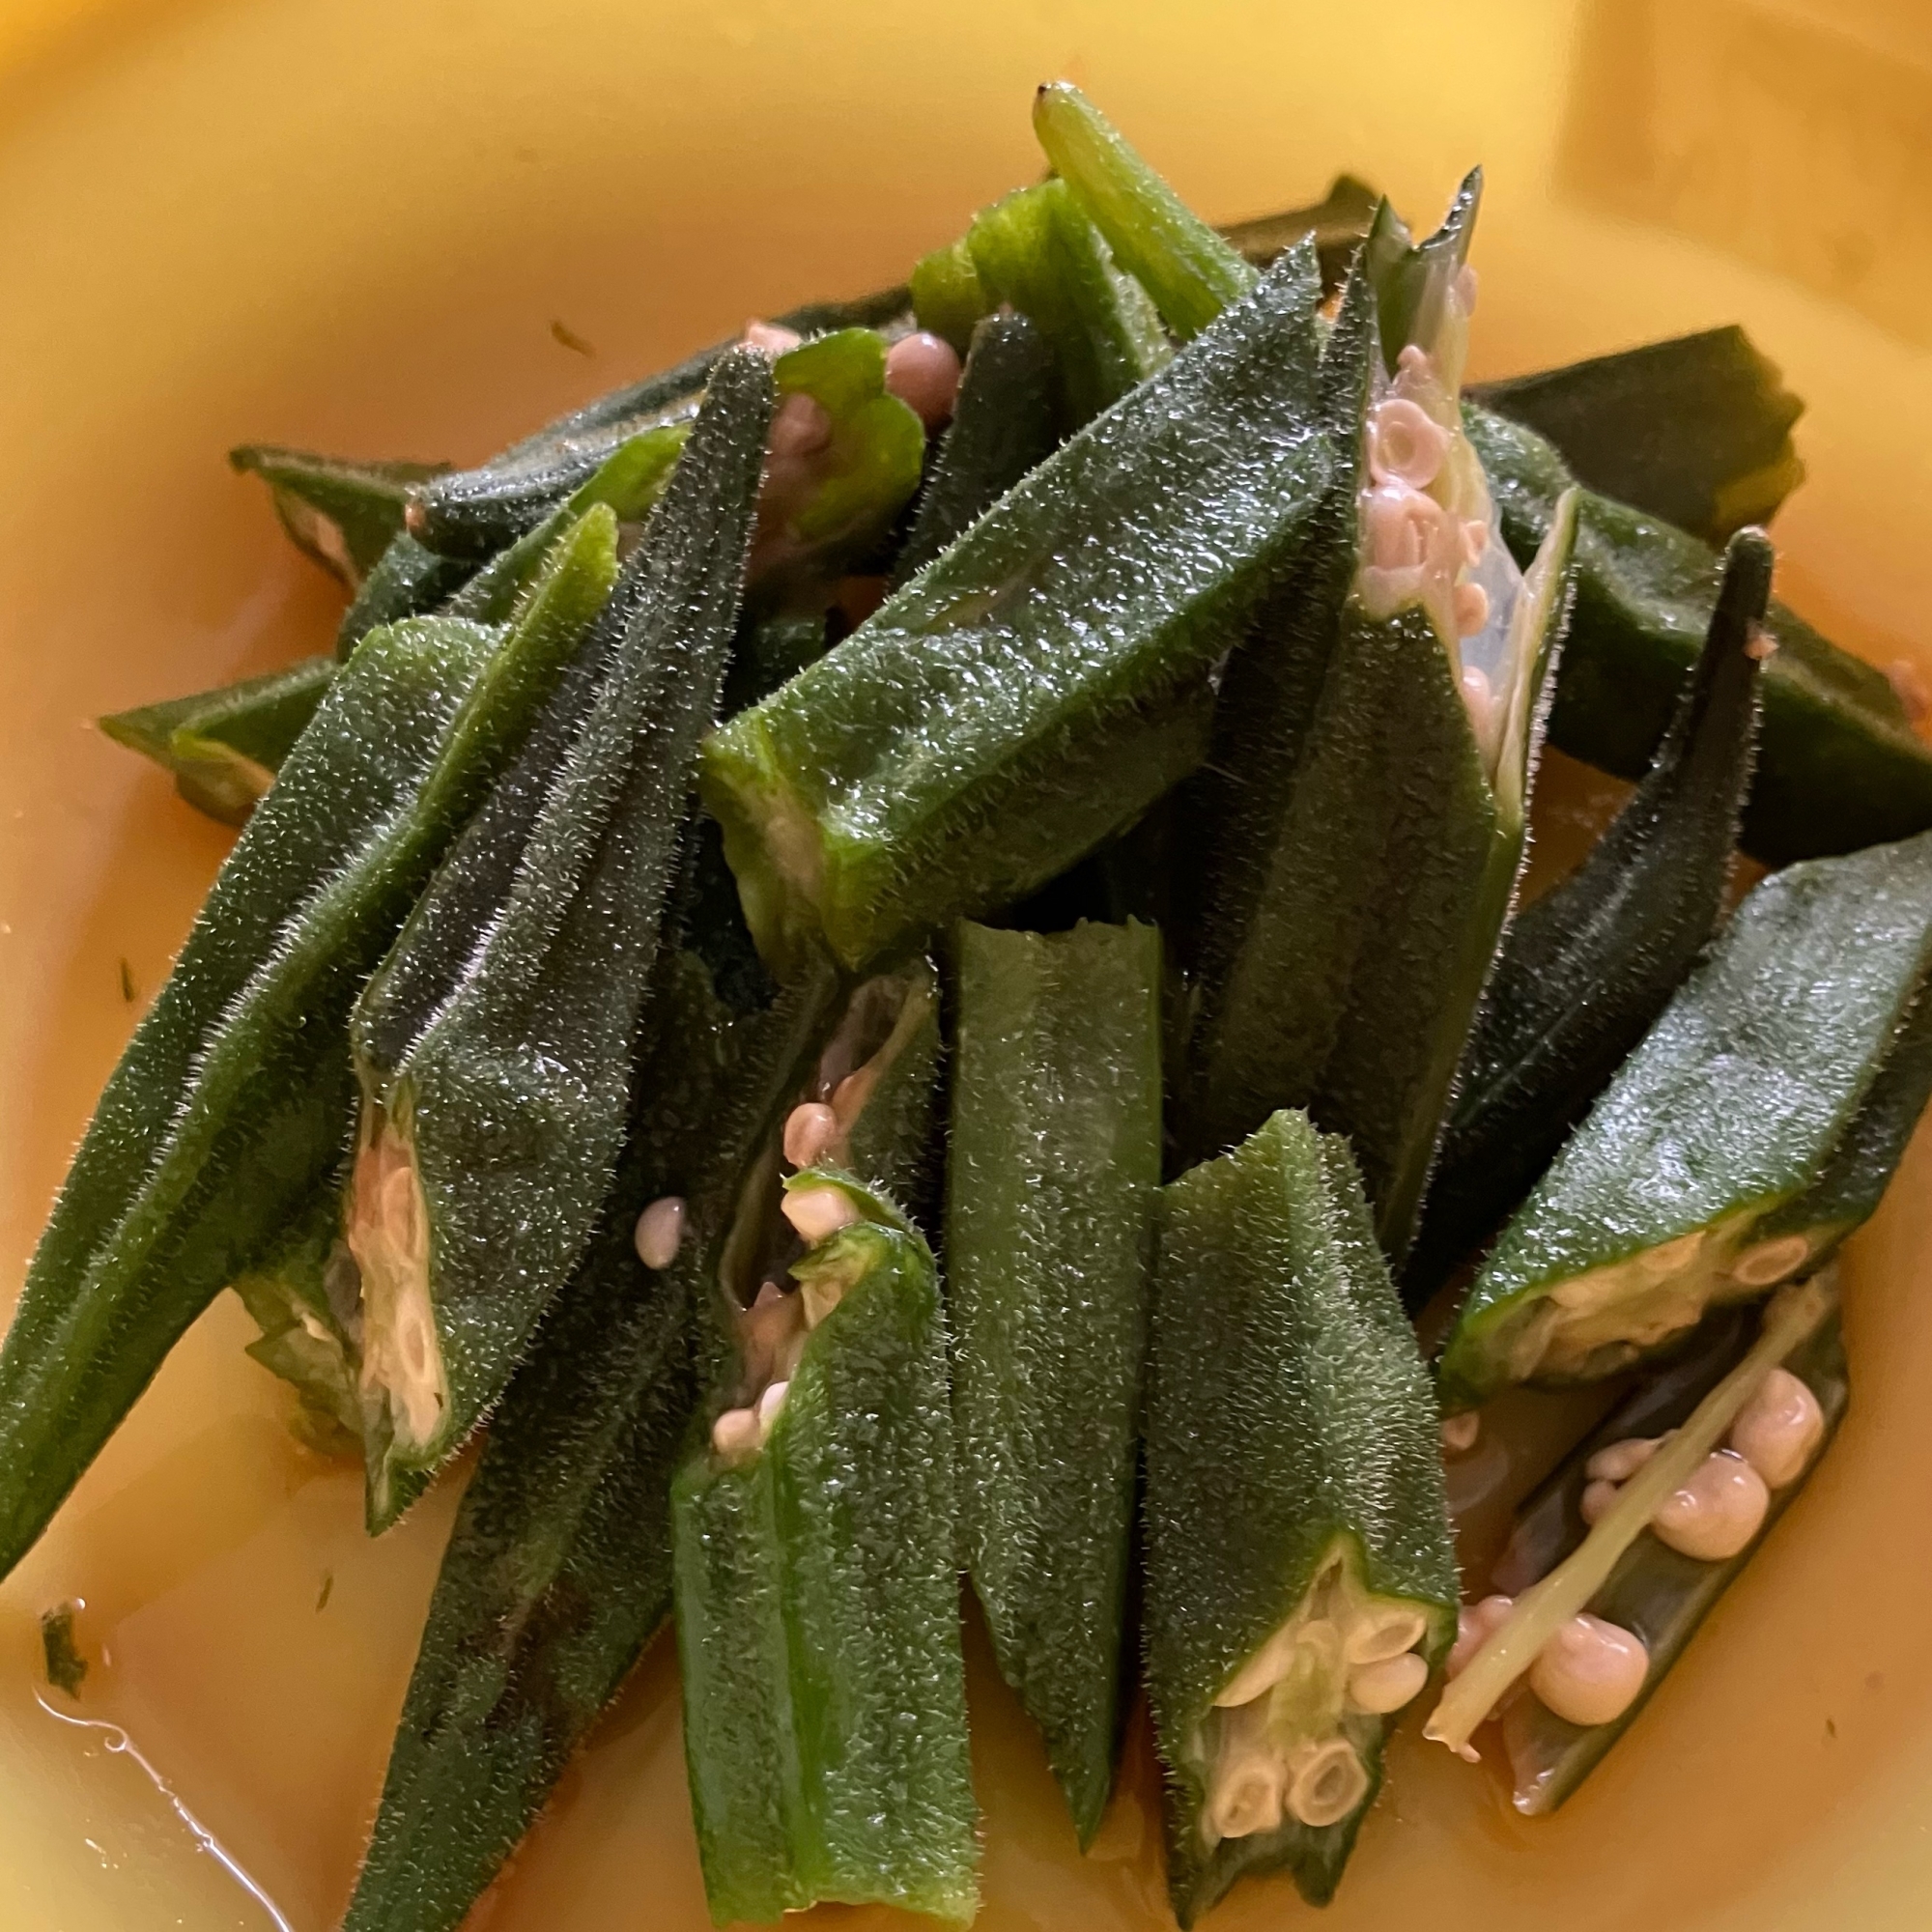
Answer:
[945,918,1162,1846]
[407,282,911,557]
[1492,1292,1845,1812]
[1428,1275,1838,1766]
[1407,529,1771,1299]
[1436,831,1932,1411]
[230,444,447,588]
[346,352,771,1526]
[1144,1110,1457,1923]
[1184,188,1579,1257]
[1467,401,1932,864]
[99,655,336,825]
[911,171,1171,432]
[0,510,619,1585]
[339,946,755,1932]
[336,532,476,660]
[1468,326,1805,545]
[1220,173,1382,283]
[701,241,1336,978]
[888,310,1060,588]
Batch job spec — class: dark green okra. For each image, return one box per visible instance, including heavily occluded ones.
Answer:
[1144,1110,1457,1923]
[1408,529,1771,1299]
[1437,830,1932,1410]
[946,918,1162,1846]
[231,445,448,588]
[407,284,911,557]
[336,533,477,660]
[99,656,336,824]
[701,241,1336,978]
[673,1164,974,1927]
[1467,403,1932,865]
[1491,1293,1847,1814]
[346,352,771,1525]
[1468,326,1805,546]
[889,310,1061,588]
[0,513,618,1584]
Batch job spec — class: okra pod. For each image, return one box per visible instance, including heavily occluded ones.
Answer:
[231,444,447,588]
[1437,831,1932,1410]
[0,510,619,1583]
[1144,1110,1458,1922]
[1468,326,1804,545]
[1467,402,1932,864]
[889,310,1060,587]
[945,918,1162,1845]
[1184,190,1579,1257]
[1476,1291,1846,1812]
[336,532,475,660]
[701,241,1336,978]
[1429,1276,1839,1767]
[1408,528,1770,1297]
[346,352,771,1525]
[99,655,336,824]
[408,284,910,557]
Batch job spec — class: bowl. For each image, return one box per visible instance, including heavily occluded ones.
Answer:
[3,1,1931,1927]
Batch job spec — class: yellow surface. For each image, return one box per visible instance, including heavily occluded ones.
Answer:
[2,1,1932,1927]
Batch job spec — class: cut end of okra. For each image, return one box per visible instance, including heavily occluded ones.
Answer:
[231,444,448,588]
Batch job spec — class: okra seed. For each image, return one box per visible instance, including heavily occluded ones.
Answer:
[1454,581,1491,638]
[1363,483,1445,573]
[1745,626,1779,663]
[743,319,803,355]
[711,1406,762,1462]
[1440,1411,1481,1454]
[633,1195,686,1270]
[1729,1366,1825,1488]
[1367,397,1450,491]
[1345,1605,1429,1664]
[1652,1449,1770,1560]
[1460,663,1493,736]
[1347,1652,1429,1715]
[1528,1613,1649,1726]
[1286,1739,1369,1828]
[1586,1434,1667,1484]
[781,1186,862,1245]
[1730,1233,1811,1288]
[883,330,963,428]
[1208,1752,1285,1839]
[756,1380,789,1428]
[782,1102,838,1169]
[1579,1478,1620,1525]
[1462,518,1489,565]
[1447,1594,1515,1679]
[769,391,834,460]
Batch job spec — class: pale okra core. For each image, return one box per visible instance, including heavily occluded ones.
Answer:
[1202,1539,1434,1842]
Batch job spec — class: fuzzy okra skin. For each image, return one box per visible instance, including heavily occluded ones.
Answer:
[889,310,1061,588]
[1437,829,1932,1410]
[1467,402,1932,865]
[1468,326,1804,546]
[1144,1111,1457,1923]
[701,241,1335,979]
[1408,529,1771,1298]
[0,512,618,1585]
[673,1176,976,1927]
[336,532,476,659]
[231,444,448,588]
[946,918,1162,1846]
[99,655,337,825]
[346,352,772,1525]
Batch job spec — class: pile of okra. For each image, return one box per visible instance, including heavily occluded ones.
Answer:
[14,83,1932,1931]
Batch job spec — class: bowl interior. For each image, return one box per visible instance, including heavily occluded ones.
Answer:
[3,1,1932,1927]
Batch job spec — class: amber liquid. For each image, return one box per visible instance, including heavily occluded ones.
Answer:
[5,2,1932,1928]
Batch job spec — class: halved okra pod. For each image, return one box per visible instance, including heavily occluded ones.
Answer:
[407,283,911,557]
[230,444,448,588]
[1144,1109,1458,1923]
[673,1151,975,1925]
[1437,829,1932,1410]
[701,240,1337,978]
[1407,527,1771,1298]
[1429,1275,1840,1770]
[1467,401,1932,864]
[99,655,337,825]
[0,511,619,1584]
[345,350,772,1525]
[946,917,1162,1846]
[1467,325,1805,545]
[1184,186,1578,1256]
